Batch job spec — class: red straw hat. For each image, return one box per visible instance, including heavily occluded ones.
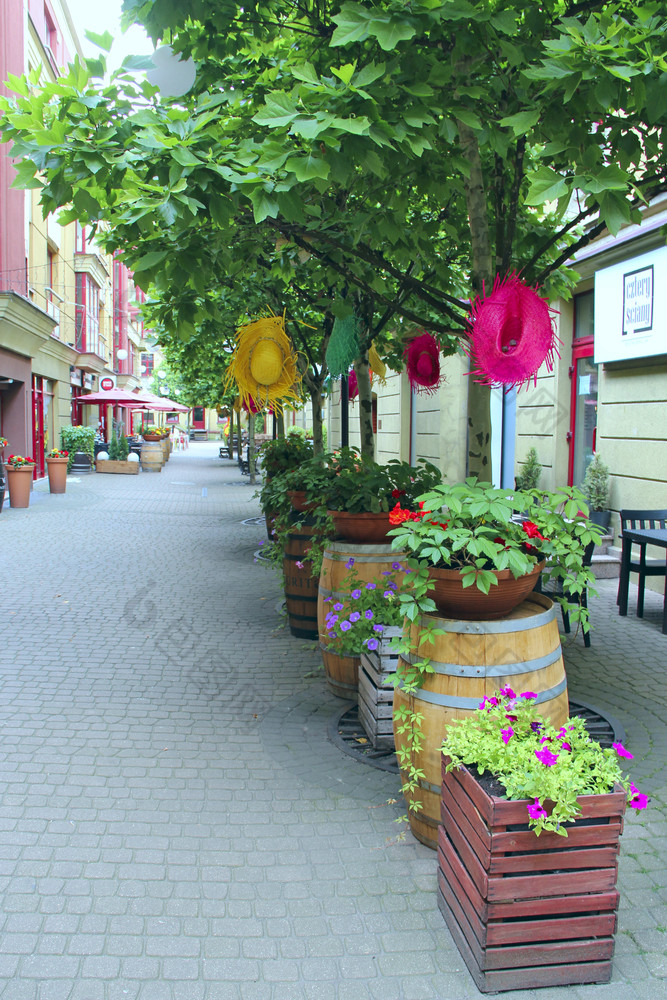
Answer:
[403,332,443,394]
[466,273,560,389]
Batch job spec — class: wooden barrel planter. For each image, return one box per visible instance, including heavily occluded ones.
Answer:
[283,514,319,640]
[140,441,163,473]
[320,646,361,700]
[317,542,407,641]
[393,593,569,849]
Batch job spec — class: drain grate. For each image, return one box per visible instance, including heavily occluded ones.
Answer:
[329,699,626,774]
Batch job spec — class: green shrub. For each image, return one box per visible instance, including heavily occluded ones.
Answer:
[108,429,120,461]
[515,447,542,490]
[118,433,129,461]
[61,425,95,472]
[582,453,610,511]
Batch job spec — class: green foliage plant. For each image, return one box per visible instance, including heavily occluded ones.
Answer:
[441,686,648,836]
[108,428,120,461]
[118,433,129,461]
[258,434,313,479]
[322,558,410,656]
[582,453,610,511]
[388,479,603,630]
[323,448,442,514]
[515,447,542,491]
[61,426,95,472]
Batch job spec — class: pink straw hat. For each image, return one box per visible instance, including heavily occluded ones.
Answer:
[403,332,444,394]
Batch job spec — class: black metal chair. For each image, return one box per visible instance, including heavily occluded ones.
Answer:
[617,509,667,619]
[534,540,596,647]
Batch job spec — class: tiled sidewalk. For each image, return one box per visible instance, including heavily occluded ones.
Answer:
[0,442,665,1000]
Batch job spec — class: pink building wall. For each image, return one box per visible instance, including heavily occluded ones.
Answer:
[0,0,26,295]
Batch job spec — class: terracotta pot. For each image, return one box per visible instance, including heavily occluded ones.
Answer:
[6,465,35,508]
[287,490,318,513]
[327,509,393,544]
[142,433,161,442]
[45,456,68,494]
[427,561,545,620]
[438,758,625,992]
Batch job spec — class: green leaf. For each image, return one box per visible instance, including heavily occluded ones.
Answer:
[525,166,569,205]
[291,62,319,85]
[249,188,279,224]
[455,108,482,130]
[331,6,370,46]
[170,147,202,168]
[121,54,155,71]
[332,62,357,86]
[85,29,114,52]
[368,16,417,51]
[5,72,29,97]
[285,154,330,181]
[498,110,540,136]
[354,62,386,87]
[132,249,169,271]
[252,93,299,128]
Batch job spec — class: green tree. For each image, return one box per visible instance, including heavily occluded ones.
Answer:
[2,0,665,468]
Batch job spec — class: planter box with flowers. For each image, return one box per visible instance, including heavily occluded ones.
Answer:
[437,688,647,993]
[321,558,409,701]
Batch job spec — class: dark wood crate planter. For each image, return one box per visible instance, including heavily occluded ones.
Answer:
[437,757,626,993]
[358,628,402,749]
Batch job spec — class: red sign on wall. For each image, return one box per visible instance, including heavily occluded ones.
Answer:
[100,376,115,391]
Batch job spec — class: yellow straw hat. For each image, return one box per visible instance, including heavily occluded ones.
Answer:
[224,311,302,411]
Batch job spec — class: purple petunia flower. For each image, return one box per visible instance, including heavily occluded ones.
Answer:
[349,612,361,623]
[527,798,548,821]
[295,560,304,569]
[334,603,344,612]
[340,621,351,632]
[345,558,355,569]
[501,727,514,744]
[535,747,559,767]
[327,615,339,626]
[366,638,379,651]
[391,562,403,571]
[351,589,361,599]
[364,610,374,620]
[612,742,633,759]
[365,582,376,590]
[383,591,393,598]
[531,721,543,732]
[373,624,384,633]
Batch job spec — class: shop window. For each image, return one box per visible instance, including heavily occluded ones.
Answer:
[141,353,154,375]
[568,291,598,487]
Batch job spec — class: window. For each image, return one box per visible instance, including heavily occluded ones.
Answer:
[141,353,155,375]
[75,222,87,253]
[75,273,100,354]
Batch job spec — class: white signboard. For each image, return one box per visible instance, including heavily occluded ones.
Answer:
[594,246,667,363]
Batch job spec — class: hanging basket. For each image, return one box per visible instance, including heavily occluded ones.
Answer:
[466,273,560,389]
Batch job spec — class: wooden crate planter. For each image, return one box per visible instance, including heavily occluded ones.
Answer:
[438,757,626,993]
[95,460,139,475]
[358,627,402,748]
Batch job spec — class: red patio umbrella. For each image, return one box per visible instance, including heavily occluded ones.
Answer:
[75,388,151,406]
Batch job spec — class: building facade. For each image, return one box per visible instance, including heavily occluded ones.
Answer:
[0,0,146,477]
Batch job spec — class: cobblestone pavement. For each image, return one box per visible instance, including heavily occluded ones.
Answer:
[1,442,665,1000]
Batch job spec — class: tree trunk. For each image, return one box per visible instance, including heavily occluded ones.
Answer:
[354,352,374,459]
[248,412,256,486]
[458,119,494,480]
[276,411,285,438]
[236,409,242,459]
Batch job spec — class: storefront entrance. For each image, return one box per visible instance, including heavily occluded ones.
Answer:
[32,376,53,478]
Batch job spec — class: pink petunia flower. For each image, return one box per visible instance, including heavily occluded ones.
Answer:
[612,742,633,759]
[535,747,559,767]
[527,798,548,820]
[501,727,514,744]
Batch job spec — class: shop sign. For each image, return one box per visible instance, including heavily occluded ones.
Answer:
[595,246,667,363]
[70,368,83,387]
[100,375,116,391]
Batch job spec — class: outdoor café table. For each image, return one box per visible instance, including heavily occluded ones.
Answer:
[618,526,667,634]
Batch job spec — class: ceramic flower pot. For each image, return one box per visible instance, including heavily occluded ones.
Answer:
[427,561,545,620]
[45,456,68,493]
[327,510,393,544]
[6,465,35,508]
[438,757,626,992]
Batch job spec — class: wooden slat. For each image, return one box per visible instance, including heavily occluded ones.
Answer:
[487,889,619,921]
[486,866,619,902]
[440,799,489,898]
[441,777,492,863]
[486,912,617,947]
[482,937,615,972]
[488,845,620,875]
[491,820,623,854]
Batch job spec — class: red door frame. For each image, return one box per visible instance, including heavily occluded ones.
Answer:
[32,376,46,478]
[567,335,594,486]
[192,406,205,430]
